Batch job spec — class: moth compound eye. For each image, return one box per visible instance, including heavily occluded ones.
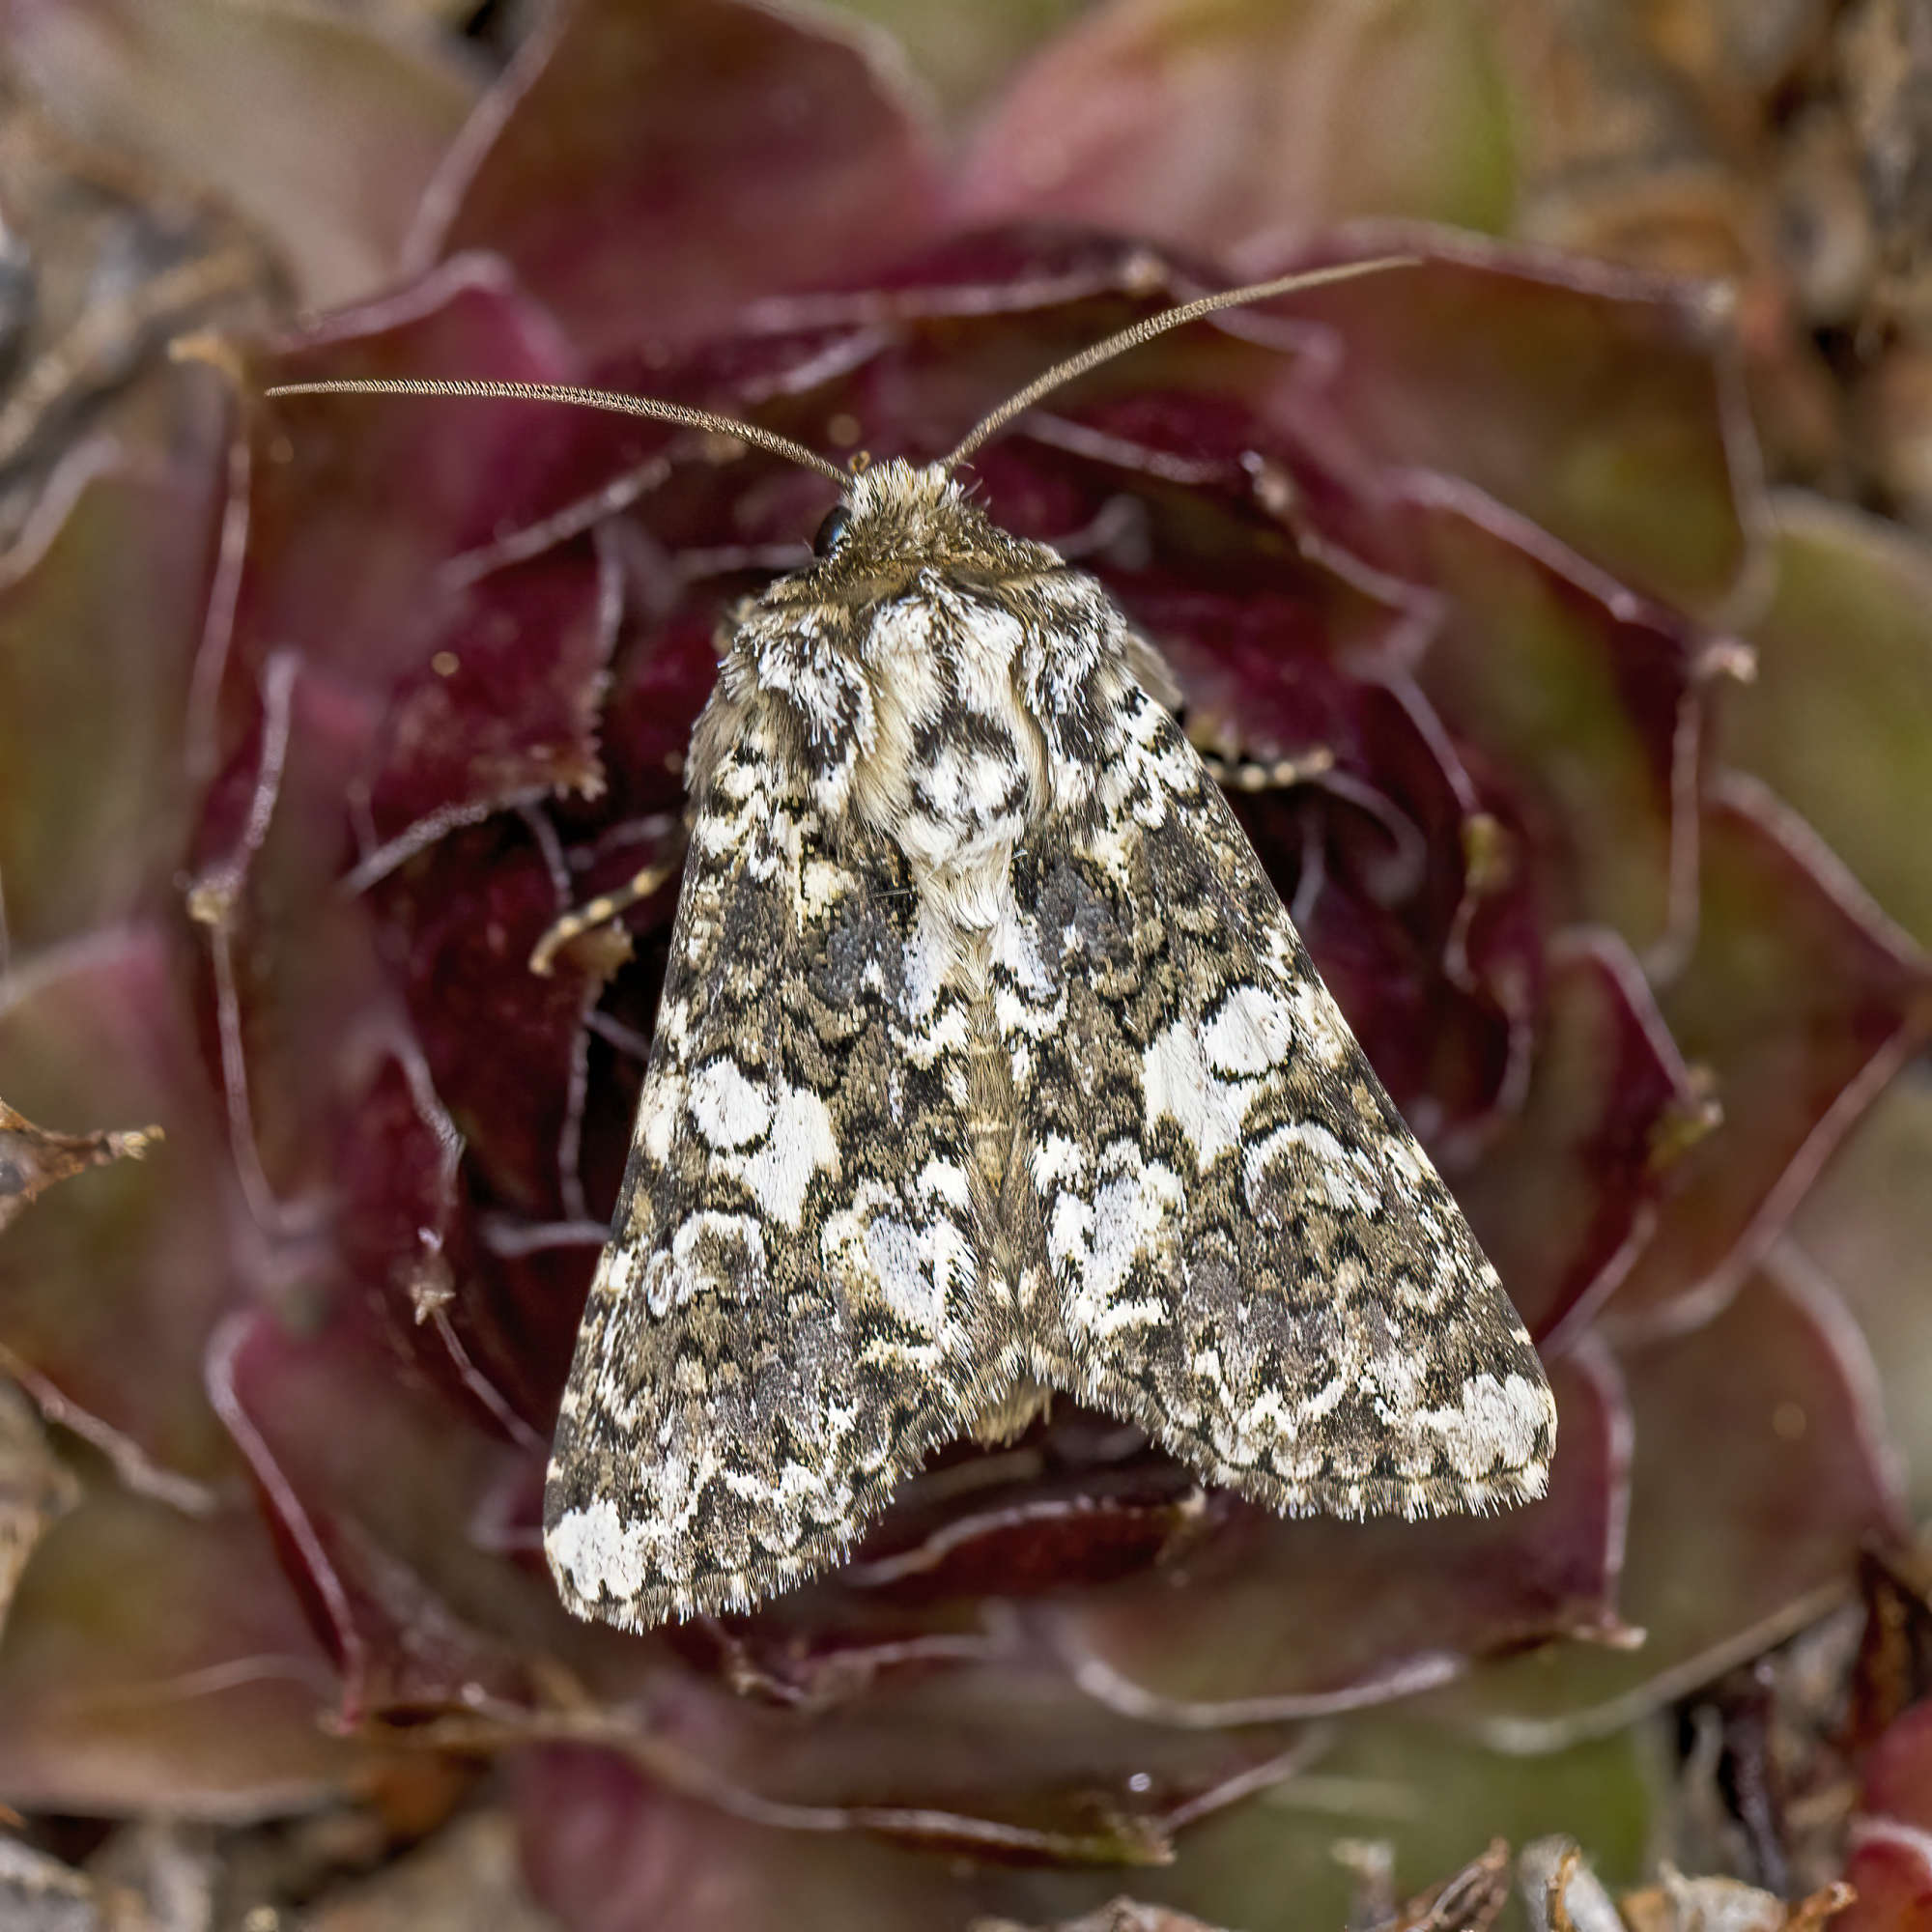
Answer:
[812,504,851,559]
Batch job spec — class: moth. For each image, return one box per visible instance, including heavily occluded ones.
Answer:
[271,259,1555,1633]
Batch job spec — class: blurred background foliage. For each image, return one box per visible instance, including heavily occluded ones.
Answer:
[2,2,1932,1929]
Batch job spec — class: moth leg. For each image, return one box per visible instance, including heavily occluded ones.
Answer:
[1196,744,1336,793]
[528,856,680,977]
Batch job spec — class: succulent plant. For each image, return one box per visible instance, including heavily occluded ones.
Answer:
[2,2,1932,1927]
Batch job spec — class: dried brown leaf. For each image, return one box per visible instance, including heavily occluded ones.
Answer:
[0,1833,114,1932]
[1520,1838,1623,1932]
[0,1094,158,1235]
[970,1902,1227,1932]
[1378,1840,1512,1932]
[0,1379,80,1634]
[1844,1544,1932,1753]
[1785,1883,1859,1932]
[1621,1869,1857,1932]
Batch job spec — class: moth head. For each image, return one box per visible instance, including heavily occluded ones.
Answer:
[786,459,1039,608]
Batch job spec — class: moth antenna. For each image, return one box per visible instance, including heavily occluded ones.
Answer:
[942,254,1418,470]
[262,378,849,485]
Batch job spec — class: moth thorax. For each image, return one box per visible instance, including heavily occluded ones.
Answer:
[848,591,1041,945]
